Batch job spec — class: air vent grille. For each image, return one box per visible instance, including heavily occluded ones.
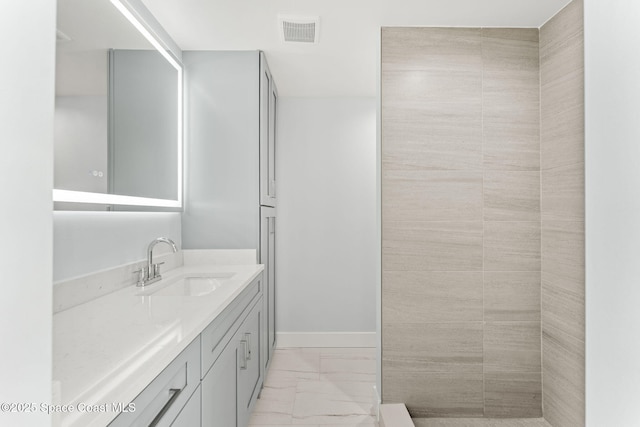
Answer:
[278,15,320,44]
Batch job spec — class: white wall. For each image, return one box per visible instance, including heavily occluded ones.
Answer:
[53,212,181,281]
[0,2,55,425]
[585,1,640,425]
[277,97,377,335]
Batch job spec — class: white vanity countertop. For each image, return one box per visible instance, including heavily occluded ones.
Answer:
[53,263,263,427]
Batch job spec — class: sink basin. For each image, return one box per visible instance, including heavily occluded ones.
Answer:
[139,273,235,297]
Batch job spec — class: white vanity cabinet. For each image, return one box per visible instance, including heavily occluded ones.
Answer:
[108,273,264,427]
[182,50,278,385]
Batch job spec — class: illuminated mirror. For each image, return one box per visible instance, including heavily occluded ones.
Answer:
[54,0,182,210]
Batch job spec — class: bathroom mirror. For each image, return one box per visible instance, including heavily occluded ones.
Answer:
[54,0,183,210]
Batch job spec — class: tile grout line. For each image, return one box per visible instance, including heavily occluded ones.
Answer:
[481,28,486,418]
[538,23,545,420]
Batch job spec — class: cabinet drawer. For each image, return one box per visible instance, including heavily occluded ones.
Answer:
[171,385,201,426]
[109,338,200,427]
[201,274,262,378]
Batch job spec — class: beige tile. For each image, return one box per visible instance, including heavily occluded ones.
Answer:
[383,221,483,271]
[382,65,482,172]
[539,0,583,63]
[382,108,481,171]
[484,272,540,322]
[382,69,482,109]
[383,322,482,373]
[484,322,541,373]
[542,324,585,427]
[482,28,539,107]
[382,170,482,221]
[383,271,483,322]
[540,70,584,172]
[541,37,583,87]
[482,123,541,171]
[541,221,585,294]
[540,163,584,221]
[484,222,541,271]
[482,29,540,172]
[484,371,542,418]
[484,171,540,221]
[383,370,484,418]
[540,99,584,171]
[541,69,583,119]
[542,280,584,342]
[482,28,539,67]
[381,27,482,72]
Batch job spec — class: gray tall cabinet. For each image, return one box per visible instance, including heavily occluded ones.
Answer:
[182,51,278,382]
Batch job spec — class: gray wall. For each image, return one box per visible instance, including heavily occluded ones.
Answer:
[585,0,640,425]
[381,27,542,418]
[277,97,377,333]
[0,1,55,425]
[540,1,585,426]
[53,212,181,281]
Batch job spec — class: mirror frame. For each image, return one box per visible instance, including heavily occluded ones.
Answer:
[53,0,183,210]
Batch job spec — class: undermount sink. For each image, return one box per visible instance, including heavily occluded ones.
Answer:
[139,273,235,297]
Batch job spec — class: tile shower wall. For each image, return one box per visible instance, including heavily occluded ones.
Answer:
[540,1,585,426]
[381,27,541,417]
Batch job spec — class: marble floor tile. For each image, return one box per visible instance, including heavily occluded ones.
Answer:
[250,347,377,426]
[292,380,376,424]
[320,348,377,383]
[268,348,321,380]
[413,418,552,427]
[250,377,298,425]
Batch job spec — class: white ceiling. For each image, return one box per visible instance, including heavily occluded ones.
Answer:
[141,0,572,97]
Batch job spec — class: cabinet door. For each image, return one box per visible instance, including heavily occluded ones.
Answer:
[171,386,201,427]
[237,298,263,427]
[268,80,277,203]
[260,53,276,207]
[267,215,276,362]
[201,341,238,427]
[260,207,276,372]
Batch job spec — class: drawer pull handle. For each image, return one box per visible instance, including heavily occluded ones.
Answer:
[245,333,252,360]
[149,388,182,427]
[240,340,248,370]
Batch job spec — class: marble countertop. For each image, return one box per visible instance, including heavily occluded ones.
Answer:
[53,262,263,427]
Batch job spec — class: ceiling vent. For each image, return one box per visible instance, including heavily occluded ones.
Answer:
[278,15,320,44]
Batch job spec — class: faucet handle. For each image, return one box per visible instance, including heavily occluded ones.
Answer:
[133,268,147,287]
[153,262,165,277]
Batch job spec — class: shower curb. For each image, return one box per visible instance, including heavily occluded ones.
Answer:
[380,403,415,427]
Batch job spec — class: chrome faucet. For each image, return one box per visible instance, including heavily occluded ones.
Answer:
[135,237,178,286]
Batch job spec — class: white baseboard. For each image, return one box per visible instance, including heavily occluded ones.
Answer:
[276,332,376,348]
